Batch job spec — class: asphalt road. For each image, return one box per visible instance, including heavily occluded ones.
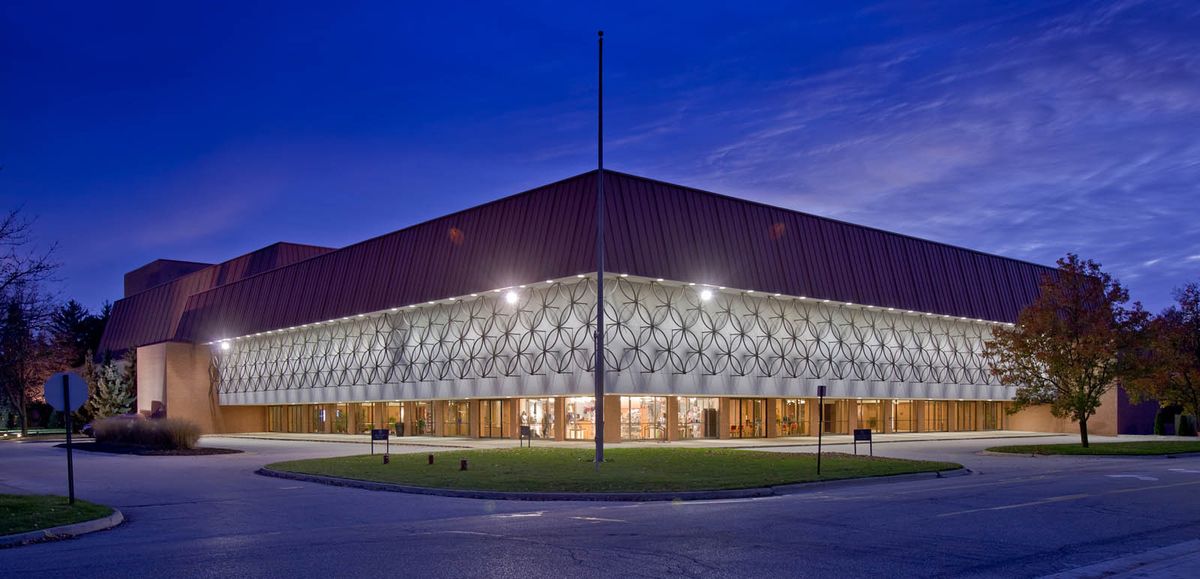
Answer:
[2,435,1199,578]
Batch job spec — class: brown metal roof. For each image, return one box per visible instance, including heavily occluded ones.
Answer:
[98,242,333,354]
[106,171,1053,348]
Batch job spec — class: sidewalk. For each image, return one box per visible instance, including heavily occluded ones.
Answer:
[213,429,1061,450]
[1041,539,1200,578]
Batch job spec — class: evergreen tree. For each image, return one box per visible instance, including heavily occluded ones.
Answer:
[85,359,134,420]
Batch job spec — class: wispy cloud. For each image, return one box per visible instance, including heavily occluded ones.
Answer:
[613,0,1200,309]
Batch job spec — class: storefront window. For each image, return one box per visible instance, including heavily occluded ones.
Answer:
[565,397,596,440]
[892,400,916,433]
[412,402,433,435]
[621,396,666,440]
[384,403,403,435]
[520,398,555,439]
[982,402,1005,430]
[311,405,328,433]
[268,406,284,432]
[332,404,350,434]
[729,398,766,438]
[445,400,470,436]
[479,399,506,438]
[955,402,978,431]
[923,401,949,432]
[353,403,374,434]
[857,400,883,432]
[820,400,849,434]
[678,397,719,439]
[776,399,809,436]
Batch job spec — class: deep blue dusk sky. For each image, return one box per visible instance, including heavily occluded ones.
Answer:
[3,1,1197,313]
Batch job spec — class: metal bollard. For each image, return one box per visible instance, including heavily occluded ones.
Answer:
[383,454,390,465]
[428,454,435,465]
[460,458,468,471]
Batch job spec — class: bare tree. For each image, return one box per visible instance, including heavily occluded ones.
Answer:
[0,208,57,297]
[0,208,58,434]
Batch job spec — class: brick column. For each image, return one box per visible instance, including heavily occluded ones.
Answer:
[666,397,680,441]
[604,395,622,443]
[507,399,520,439]
[766,398,779,437]
[719,398,732,439]
[554,397,566,441]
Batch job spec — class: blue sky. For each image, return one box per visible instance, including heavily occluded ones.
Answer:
[2,0,1197,312]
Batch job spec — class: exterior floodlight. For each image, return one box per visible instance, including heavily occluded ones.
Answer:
[699,289,713,301]
[220,341,231,351]
[505,290,519,304]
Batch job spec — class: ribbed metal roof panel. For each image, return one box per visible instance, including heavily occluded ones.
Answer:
[108,171,1051,347]
[97,242,333,354]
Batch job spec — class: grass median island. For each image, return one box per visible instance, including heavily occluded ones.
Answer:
[988,440,1200,456]
[267,448,960,493]
[1,494,113,536]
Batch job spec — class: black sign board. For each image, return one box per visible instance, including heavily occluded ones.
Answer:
[370,428,390,456]
[519,425,532,448]
[853,428,873,456]
[817,385,827,398]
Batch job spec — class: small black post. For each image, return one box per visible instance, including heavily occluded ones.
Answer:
[63,374,75,505]
[816,385,827,476]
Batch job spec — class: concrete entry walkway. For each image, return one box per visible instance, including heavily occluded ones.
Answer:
[217,429,1062,449]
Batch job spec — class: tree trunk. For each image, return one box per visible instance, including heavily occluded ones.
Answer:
[19,396,28,436]
[1079,417,1089,448]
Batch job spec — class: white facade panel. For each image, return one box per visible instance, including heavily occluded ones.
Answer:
[214,277,1013,405]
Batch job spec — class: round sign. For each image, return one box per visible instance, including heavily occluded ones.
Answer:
[43,372,88,412]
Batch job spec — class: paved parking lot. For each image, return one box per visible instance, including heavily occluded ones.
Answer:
[2,433,1198,578]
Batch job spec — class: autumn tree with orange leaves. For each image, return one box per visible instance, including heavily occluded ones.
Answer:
[1127,283,1200,434]
[985,254,1148,447]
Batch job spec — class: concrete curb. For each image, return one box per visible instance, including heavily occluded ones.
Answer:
[979,449,1200,459]
[0,508,124,549]
[256,467,971,502]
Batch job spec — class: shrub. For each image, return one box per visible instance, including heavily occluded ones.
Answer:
[94,416,201,450]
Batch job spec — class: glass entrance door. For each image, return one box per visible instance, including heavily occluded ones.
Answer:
[776,399,809,436]
[479,399,506,438]
[729,398,765,438]
[678,397,719,439]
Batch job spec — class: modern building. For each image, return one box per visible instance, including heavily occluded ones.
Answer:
[98,171,1156,440]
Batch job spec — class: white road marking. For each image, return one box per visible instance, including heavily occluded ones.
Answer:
[937,494,1090,518]
[1168,468,1200,474]
[938,480,1200,518]
[1106,474,1158,481]
[490,511,545,518]
[667,496,784,506]
[570,516,627,523]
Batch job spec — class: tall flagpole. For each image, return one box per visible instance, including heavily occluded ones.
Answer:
[594,30,606,469]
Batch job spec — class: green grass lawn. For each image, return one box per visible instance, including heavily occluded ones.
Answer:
[268,448,960,493]
[987,440,1200,456]
[0,494,113,536]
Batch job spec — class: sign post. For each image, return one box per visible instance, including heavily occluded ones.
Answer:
[370,428,389,457]
[853,428,873,456]
[816,384,827,476]
[44,372,88,505]
[519,425,532,448]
